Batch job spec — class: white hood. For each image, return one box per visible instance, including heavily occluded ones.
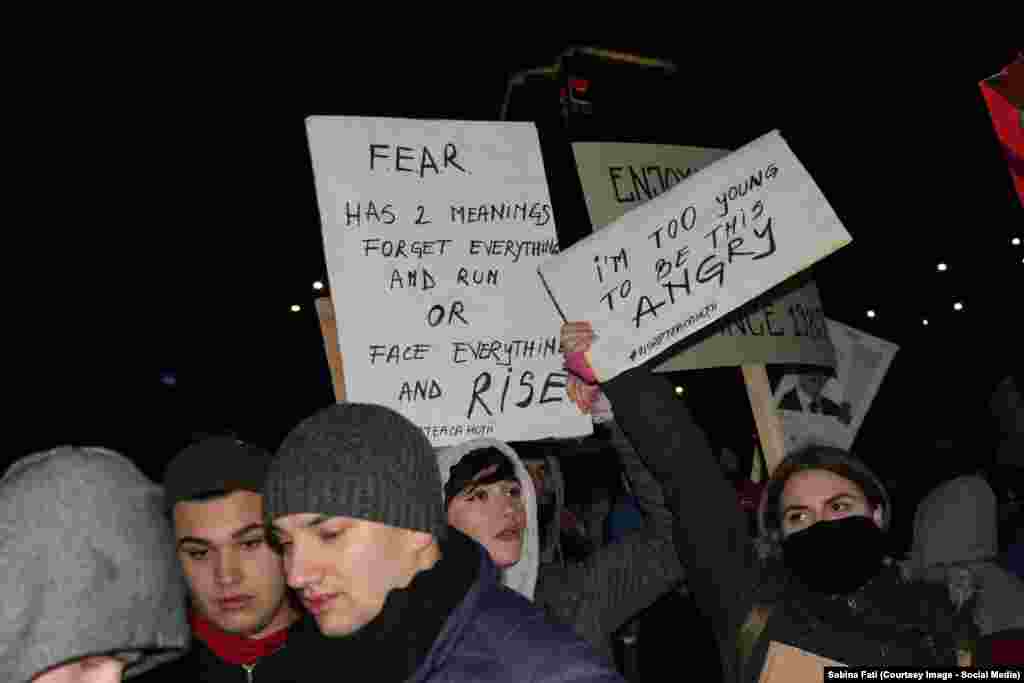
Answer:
[437,438,539,600]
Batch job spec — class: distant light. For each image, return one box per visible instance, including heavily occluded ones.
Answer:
[867,310,876,319]
[922,319,929,326]
[953,302,964,311]
[313,281,324,290]
[675,386,684,395]
[159,372,177,387]
[290,304,301,313]
[1013,237,1021,246]
[936,262,948,272]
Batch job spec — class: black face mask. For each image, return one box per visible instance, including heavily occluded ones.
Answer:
[781,515,885,595]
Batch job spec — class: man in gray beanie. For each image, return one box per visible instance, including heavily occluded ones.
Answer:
[0,446,190,682]
[264,402,625,683]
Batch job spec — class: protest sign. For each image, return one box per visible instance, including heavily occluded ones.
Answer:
[538,130,852,382]
[307,116,592,446]
[771,319,898,453]
[571,142,731,229]
[572,141,836,372]
[314,297,346,401]
[758,641,844,683]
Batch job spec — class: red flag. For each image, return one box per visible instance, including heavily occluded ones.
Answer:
[980,54,1024,207]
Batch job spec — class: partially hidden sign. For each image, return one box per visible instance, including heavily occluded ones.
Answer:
[571,141,836,372]
[538,130,852,382]
[571,142,731,230]
[307,117,592,446]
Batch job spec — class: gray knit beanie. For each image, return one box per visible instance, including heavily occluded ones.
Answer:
[264,403,446,538]
[0,446,190,682]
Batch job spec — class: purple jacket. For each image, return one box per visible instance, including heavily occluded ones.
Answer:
[411,542,624,683]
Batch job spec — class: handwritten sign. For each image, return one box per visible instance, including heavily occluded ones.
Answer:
[774,319,898,454]
[538,130,852,382]
[571,142,731,229]
[307,117,592,446]
[571,141,836,372]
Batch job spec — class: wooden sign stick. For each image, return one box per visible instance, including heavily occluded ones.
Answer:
[742,364,786,476]
[315,296,346,402]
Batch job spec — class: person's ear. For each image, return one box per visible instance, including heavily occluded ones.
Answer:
[872,504,885,529]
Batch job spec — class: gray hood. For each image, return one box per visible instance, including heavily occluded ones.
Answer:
[1,447,190,682]
[437,438,539,600]
[912,475,998,570]
[911,475,1024,635]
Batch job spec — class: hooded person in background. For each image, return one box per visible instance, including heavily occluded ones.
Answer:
[438,404,683,662]
[990,373,1023,470]
[438,440,540,600]
[263,402,625,683]
[561,321,963,682]
[909,475,1024,665]
[137,436,308,681]
[0,446,190,682]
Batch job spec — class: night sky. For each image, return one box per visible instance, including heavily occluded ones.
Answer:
[11,42,1021,532]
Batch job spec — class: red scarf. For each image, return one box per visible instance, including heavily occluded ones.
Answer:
[190,610,289,666]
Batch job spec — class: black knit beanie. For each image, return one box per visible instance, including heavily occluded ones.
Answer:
[264,403,446,539]
[163,436,273,513]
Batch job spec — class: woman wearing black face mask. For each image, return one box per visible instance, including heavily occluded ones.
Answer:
[561,322,964,683]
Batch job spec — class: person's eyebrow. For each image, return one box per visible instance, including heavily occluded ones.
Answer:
[825,492,861,505]
[782,504,810,517]
[271,515,330,536]
[232,523,266,539]
[177,523,267,548]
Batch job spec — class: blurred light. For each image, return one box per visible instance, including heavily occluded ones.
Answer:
[675,386,684,395]
[159,372,177,387]
[313,280,324,290]
[922,319,929,326]
[1012,237,1021,246]
[953,302,963,311]
[290,304,301,313]
[867,310,876,318]
[936,262,948,272]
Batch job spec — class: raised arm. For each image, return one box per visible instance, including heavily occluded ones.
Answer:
[562,322,760,649]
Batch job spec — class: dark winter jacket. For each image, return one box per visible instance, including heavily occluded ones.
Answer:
[282,527,624,683]
[409,532,626,682]
[533,420,683,662]
[134,617,314,682]
[603,367,960,683]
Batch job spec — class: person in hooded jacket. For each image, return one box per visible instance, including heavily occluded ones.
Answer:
[1,446,190,682]
[437,404,684,663]
[561,321,964,682]
[909,474,1024,665]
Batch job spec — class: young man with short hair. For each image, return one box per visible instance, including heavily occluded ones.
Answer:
[143,436,309,681]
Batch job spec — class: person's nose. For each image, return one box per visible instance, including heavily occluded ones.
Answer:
[285,544,319,591]
[213,549,243,587]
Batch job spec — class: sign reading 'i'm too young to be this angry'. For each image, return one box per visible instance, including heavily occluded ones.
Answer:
[539,130,852,382]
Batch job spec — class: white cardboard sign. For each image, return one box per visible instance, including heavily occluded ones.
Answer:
[538,130,852,382]
[307,116,592,446]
